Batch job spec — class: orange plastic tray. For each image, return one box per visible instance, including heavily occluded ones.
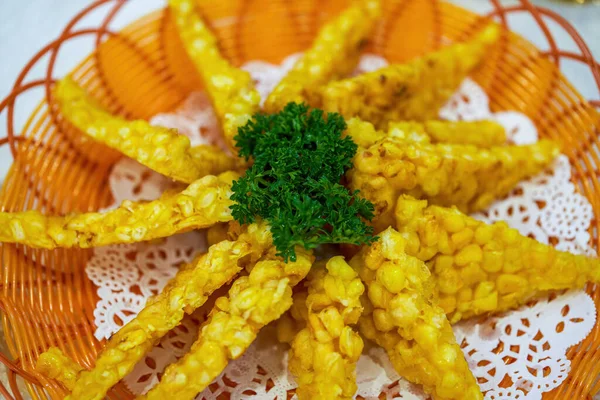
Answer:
[0,0,599,399]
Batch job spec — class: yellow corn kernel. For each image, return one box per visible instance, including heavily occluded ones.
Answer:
[355,228,482,400]
[451,228,474,249]
[496,274,529,295]
[56,77,234,182]
[276,312,304,344]
[455,244,483,267]
[457,288,473,303]
[169,0,260,149]
[437,295,457,315]
[460,263,487,287]
[0,174,236,249]
[143,248,314,400]
[264,0,381,113]
[64,223,273,400]
[394,195,600,322]
[36,347,84,390]
[289,257,364,400]
[310,26,499,128]
[474,225,494,245]
[350,135,558,231]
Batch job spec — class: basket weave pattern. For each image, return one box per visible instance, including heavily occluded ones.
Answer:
[0,0,599,398]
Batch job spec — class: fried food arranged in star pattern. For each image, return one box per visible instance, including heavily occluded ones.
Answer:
[4,1,597,399]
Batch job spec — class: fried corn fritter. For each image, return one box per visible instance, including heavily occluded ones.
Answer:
[56,223,272,400]
[394,196,600,323]
[263,0,381,113]
[36,348,83,391]
[353,228,482,400]
[0,173,235,249]
[349,136,559,231]
[16,0,598,398]
[309,25,500,128]
[143,247,314,400]
[56,78,235,182]
[345,118,506,148]
[288,257,365,400]
[169,0,260,149]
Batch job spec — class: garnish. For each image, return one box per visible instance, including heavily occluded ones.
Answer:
[231,102,376,261]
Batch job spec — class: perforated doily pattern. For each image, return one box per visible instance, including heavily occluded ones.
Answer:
[85,54,597,400]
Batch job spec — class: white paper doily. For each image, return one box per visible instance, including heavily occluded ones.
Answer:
[84,54,597,400]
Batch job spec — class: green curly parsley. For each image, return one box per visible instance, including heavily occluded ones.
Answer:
[231,102,376,262]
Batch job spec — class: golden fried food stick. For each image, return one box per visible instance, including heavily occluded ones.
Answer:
[309,25,500,128]
[58,223,272,400]
[263,0,382,113]
[56,77,236,183]
[143,247,314,400]
[348,137,559,231]
[352,228,482,400]
[0,174,235,249]
[394,196,600,323]
[288,257,365,400]
[169,0,260,149]
[345,118,506,148]
[36,347,84,390]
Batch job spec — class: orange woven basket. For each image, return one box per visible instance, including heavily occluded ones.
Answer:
[0,0,599,399]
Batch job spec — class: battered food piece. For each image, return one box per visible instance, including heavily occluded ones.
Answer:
[143,247,314,400]
[394,196,600,323]
[309,25,500,128]
[345,118,506,148]
[56,77,235,182]
[263,0,381,113]
[36,348,83,390]
[353,228,483,400]
[288,257,365,400]
[0,173,235,249]
[40,223,272,400]
[349,137,559,231]
[169,0,260,149]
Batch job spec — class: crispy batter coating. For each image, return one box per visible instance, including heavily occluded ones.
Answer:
[169,0,260,149]
[0,174,235,249]
[188,144,245,172]
[56,77,234,182]
[263,0,381,113]
[348,137,559,231]
[61,222,272,400]
[420,120,506,147]
[143,247,314,400]
[36,347,83,390]
[288,257,365,400]
[394,196,600,323]
[352,228,482,400]
[309,25,499,128]
[345,118,506,148]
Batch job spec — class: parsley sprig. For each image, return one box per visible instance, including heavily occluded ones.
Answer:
[231,103,376,261]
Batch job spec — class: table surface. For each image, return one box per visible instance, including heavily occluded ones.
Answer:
[0,0,599,398]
